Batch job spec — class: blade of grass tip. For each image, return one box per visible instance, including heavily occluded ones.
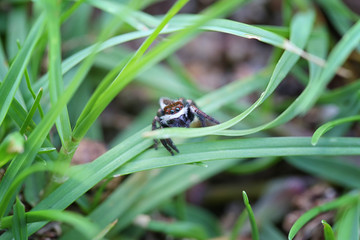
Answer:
[0,132,24,168]
[311,115,360,145]
[288,191,359,240]
[12,197,27,240]
[19,88,43,135]
[20,47,44,118]
[93,219,118,240]
[88,0,160,30]
[74,0,191,139]
[0,14,45,126]
[321,220,335,240]
[60,0,88,23]
[242,191,259,240]
[41,0,72,148]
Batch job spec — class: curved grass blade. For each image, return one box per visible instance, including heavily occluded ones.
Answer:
[0,163,60,218]
[146,18,360,139]
[288,191,359,240]
[113,136,360,176]
[1,210,100,240]
[34,13,293,95]
[144,10,315,139]
[19,88,43,135]
[242,191,259,240]
[311,115,360,145]
[0,14,45,126]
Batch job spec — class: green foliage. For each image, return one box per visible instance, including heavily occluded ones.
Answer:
[0,0,359,239]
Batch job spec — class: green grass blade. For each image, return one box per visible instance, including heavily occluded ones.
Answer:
[19,88,43,135]
[0,38,8,79]
[87,159,240,236]
[286,156,360,188]
[0,14,45,126]
[228,157,280,174]
[136,219,207,240]
[336,200,360,240]
[113,137,360,176]
[33,13,300,98]
[242,191,259,240]
[288,192,359,240]
[322,220,335,240]
[316,0,359,35]
[311,115,360,145]
[41,0,72,147]
[12,198,27,240]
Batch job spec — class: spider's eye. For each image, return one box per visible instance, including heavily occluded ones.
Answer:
[175,107,180,112]
[171,110,175,114]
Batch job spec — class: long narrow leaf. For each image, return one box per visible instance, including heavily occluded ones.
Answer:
[0,14,45,126]
[41,0,72,147]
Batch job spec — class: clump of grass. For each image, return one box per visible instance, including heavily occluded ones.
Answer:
[0,0,359,239]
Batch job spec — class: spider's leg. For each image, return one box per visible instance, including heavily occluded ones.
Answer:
[165,138,179,153]
[152,115,161,149]
[160,139,174,156]
[187,100,220,125]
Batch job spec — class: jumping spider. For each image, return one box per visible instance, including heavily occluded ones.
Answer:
[152,97,220,155]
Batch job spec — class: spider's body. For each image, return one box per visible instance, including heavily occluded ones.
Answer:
[152,97,220,155]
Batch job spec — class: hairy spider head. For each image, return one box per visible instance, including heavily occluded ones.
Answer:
[159,98,193,128]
